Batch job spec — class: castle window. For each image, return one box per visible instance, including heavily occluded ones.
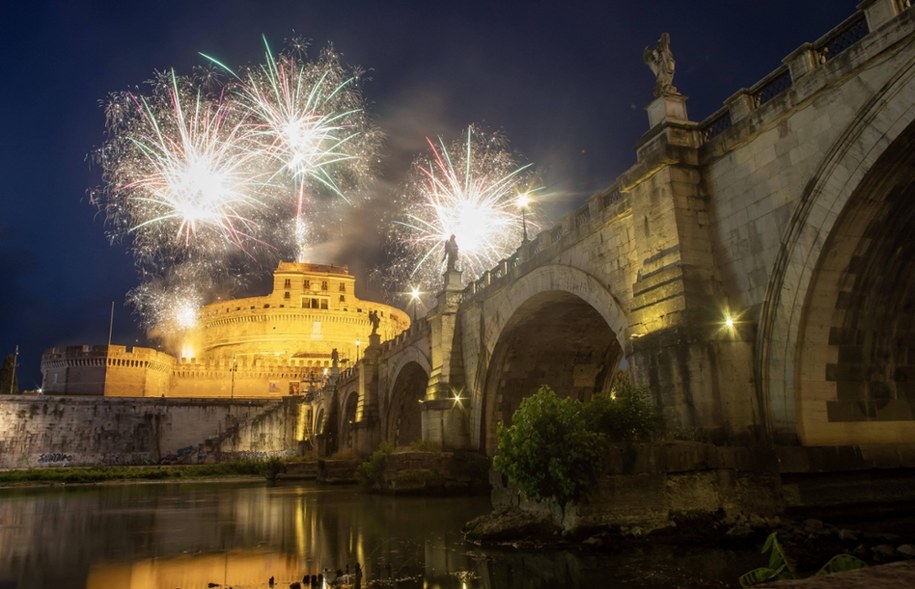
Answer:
[311,298,319,309]
[339,295,345,303]
[283,278,291,288]
[320,299,328,309]
[321,280,328,290]
[284,291,290,300]
[304,279,311,289]
[339,283,346,292]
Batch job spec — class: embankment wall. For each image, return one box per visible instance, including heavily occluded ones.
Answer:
[0,395,302,468]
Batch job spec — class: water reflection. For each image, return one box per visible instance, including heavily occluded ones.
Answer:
[0,482,760,589]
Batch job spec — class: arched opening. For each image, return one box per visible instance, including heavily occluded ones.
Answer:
[797,123,915,443]
[312,407,327,455]
[481,291,623,454]
[339,392,358,454]
[386,361,429,447]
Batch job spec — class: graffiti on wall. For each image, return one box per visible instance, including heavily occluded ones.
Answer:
[37,452,73,464]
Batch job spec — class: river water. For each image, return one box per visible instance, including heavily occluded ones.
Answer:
[0,481,763,588]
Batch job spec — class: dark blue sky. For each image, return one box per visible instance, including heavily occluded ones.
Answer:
[1,1,856,387]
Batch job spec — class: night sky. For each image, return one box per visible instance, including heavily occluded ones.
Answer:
[1,1,857,388]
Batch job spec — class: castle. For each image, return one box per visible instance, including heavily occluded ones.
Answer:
[40,262,410,398]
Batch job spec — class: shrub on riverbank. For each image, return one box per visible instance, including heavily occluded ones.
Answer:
[493,382,661,514]
[0,461,268,484]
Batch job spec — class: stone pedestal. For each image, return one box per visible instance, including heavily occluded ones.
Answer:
[646,93,689,128]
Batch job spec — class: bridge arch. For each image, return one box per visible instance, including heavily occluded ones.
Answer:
[338,389,358,453]
[759,54,915,444]
[470,264,628,453]
[383,346,431,447]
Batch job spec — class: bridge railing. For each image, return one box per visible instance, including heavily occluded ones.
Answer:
[698,6,881,145]
[461,181,629,305]
[378,317,432,356]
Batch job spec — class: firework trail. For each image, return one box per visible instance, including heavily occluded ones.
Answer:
[383,125,540,295]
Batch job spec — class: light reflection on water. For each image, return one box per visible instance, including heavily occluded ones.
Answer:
[0,481,760,589]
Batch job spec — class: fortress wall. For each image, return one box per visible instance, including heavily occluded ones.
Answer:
[0,395,298,468]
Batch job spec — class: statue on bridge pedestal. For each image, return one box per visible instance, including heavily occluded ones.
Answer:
[444,234,459,272]
[368,310,380,335]
[644,32,679,97]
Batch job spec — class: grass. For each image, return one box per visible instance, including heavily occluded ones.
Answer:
[0,461,268,485]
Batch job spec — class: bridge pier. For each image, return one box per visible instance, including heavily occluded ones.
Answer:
[422,268,472,449]
[622,93,758,441]
[421,398,470,450]
[352,333,383,455]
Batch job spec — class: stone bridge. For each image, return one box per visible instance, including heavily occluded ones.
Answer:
[317,2,915,457]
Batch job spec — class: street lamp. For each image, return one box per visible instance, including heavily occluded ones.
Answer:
[517,193,531,242]
[409,287,421,321]
[355,340,361,363]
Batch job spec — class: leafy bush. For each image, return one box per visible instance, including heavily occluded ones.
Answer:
[409,439,439,452]
[493,386,606,514]
[355,441,394,490]
[739,532,867,587]
[262,457,286,480]
[493,381,663,513]
[587,380,662,443]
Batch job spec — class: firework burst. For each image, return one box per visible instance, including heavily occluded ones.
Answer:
[92,39,376,340]
[205,39,376,261]
[94,70,269,265]
[385,125,540,294]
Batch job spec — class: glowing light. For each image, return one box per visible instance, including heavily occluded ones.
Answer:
[175,300,199,329]
[383,125,541,293]
[719,307,743,337]
[451,387,467,408]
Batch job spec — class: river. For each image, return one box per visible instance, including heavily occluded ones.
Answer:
[0,481,763,588]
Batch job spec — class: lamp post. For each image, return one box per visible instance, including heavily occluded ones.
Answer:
[517,193,531,242]
[355,340,361,363]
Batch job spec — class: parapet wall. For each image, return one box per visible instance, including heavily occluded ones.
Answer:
[0,395,303,468]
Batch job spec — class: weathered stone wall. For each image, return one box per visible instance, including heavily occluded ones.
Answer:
[490,441,915,531]
[491,441,784,531]
[703,10,915,445]
[0,395,303,468]
[378,450,490,494]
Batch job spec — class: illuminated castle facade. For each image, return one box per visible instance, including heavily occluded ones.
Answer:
[41,262,410,398]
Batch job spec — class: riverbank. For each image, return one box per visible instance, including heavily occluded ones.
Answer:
[0,462,269,487]
[464,506,915,583]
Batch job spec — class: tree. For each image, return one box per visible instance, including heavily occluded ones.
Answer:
[493,386,606,514]
[586,378,662,443]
